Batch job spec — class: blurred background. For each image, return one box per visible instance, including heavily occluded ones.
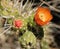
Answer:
[0,0,60,49]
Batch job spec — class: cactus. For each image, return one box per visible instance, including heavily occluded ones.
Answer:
[19,31,36,48]
[0,0,55,49]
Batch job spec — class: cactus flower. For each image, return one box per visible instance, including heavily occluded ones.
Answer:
[14,20,23,28]
[34,7,53,26]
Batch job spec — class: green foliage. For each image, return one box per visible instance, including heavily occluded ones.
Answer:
[2,10,9,16]
[19,31,36,47]
[0,0,19,17]
[7,18,13,25]
[28,13,36,27]
[41,39,50,49]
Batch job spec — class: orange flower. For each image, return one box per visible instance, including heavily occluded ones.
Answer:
[34,7,53,26]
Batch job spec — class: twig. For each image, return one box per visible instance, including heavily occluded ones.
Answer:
[0,26,12,36]
[19,0,24,15]
[40,2,44,6]
[4,19,7,27]
[13,0,19,7]
[23,0,29,10]
[49,22,60,28]
[0,16,14,19]
[40,0,60,12]
[48,22,60,34]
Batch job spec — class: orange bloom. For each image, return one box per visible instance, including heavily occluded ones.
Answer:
[34,7,53,26]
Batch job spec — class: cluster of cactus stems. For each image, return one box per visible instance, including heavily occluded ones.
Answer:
[0,0,57,49]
